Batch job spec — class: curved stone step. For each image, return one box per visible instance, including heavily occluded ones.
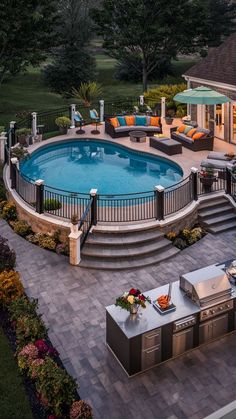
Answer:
[86,229,164,246]
[199,197,227,210]
[80,246,180,270]
[199,203,232,218]
[208,220,236,234]
[82,237,172,258]
[202,211,236,226]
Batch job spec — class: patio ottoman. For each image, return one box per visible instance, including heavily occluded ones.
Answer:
[149,137,182,155]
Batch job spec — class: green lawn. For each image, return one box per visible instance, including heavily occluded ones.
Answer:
[0,327,33,419]
[0,50,197,126]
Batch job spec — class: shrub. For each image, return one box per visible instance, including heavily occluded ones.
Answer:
[70,400,93,419]
[11,146,29,161]
[0,125,5,132]
[17,343,39,371]
[13,220,32,237]
[0,236,16,272]
[0,200,7,213]
[56,241,69,256]
[55,116,71,128]
[15,128,31,138]
[9,296,38,322]
[144,84,187,115]
[72,82,102,107]
[2,201,18,221]
[34,357,77,416]
[16,315,47,348]
[173,237,187,250]
[0,184,6,201]
[44,198,62,211]
[26,233,57,250]
[0,271,24,306]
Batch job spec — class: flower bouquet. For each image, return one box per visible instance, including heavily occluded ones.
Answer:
[115,288,151,314]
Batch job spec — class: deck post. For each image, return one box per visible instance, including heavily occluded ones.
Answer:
[31,112,37,139]
[70,104,76,128]
[155,185,165,221]
[35,179,44,214]
[90,188,98,225]
[99,100,104,123]
[0,133,7,163]
[226,167,232,196]
[191,167,198,201]
[161,97,166,118]
[10,157,18,189]
[69,228,83,265]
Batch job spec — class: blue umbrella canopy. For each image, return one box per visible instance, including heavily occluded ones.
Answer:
[174,86,231,105]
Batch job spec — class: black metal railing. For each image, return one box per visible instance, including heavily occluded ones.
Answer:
[97,191,156,223]
[44,185,90,220]
[164,175,193,216]
[37,107,70,134]
[15,169,36,208]
[197,169,227,195]
[79,197,94,248]
[104,98,139,118]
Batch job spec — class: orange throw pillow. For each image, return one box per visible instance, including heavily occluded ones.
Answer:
[125,115,135,126]
[177,124,186,133]
[150,116,160,126]
[192,132,205,140]
[110,117,120,128]
[187,128,197,137]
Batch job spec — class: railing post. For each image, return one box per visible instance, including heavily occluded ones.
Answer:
[0,133,7,162]
[69,226,83,265]
[10,157,18,189]
[191,167,198,201]
[99,100,104,123]
[31,112,37,139]
[226,167,232,195]
[155,185,165,221]
[70,104,76,128]
[35,179,44,214]
[161,97,166,118]
[139,95,144,106]
[90,188,98,225]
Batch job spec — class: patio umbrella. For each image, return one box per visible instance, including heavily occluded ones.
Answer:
[173,86,231,105]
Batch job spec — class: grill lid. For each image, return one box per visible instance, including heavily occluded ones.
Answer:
[180,265,232,304]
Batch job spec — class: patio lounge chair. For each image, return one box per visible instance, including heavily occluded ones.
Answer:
[74,111,85,134]
[89,109,100,134]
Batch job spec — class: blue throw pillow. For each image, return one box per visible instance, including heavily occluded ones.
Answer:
[184,125,193,134]
[117,116,126,126]
[135,115,147,126]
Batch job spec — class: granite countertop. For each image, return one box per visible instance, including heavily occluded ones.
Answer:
[106,260,236,339]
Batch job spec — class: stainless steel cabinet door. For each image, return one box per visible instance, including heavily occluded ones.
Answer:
[142,328,161,350]
[199,321,212,345]
[172,327,194,357]
[212,314,228,339]
[141,344,161,370]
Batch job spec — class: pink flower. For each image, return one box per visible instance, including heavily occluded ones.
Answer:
[34,339,49,355]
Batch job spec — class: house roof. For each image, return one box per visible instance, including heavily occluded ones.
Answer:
[184,33,236,87]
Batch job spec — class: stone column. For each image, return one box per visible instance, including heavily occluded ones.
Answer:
[10,157,18,189]
[191,167,198,201]
[139,95,144,106]
[154,185,165,221]
[35,179,44,214]
[31,112,37,139]
[69,228,83,265]
[99,100,104,123]
[70,104,76,128]
[0,133,7,162]
[161,97,166,118]
[90,188,98,225]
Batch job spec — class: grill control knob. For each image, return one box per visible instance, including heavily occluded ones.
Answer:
[211,310,215,314]
[226,304,231,308]
[219,306,223,311]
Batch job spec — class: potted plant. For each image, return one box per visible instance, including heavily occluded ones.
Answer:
[72,82,102,107]
[165,109,175,125]
[199,167,216,192]
[70,214,79,233]
[55,116,71,134]
[115,288,151,314]
[15,128,31,146]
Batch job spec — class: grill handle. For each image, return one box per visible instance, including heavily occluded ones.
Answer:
[200,290,234,304]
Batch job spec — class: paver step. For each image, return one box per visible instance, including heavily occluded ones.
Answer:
[199,204,232,219]
[93,223,160,236]
[201,211,236,226]
[80,246,180,270]
[85,229,164,246]
[208,219,236,234]
[82,237,172,258]
[198,197,228,210]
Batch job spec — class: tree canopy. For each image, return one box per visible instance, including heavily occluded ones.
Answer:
[0,0,58,86]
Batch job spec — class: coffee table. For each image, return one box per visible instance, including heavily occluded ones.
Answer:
[129,131,147,143]
[149,137,182,155]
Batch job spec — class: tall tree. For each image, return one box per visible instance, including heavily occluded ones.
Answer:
[91,0,198,91]
[0,0,58,87]
[43,0,96,94]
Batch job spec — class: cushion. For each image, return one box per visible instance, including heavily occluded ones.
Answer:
[150,116,160,126]
[201,159,228,170]
[208,152,228,161]
[110,117,120,128]
[174,133,193,144]
[177,124,187,133]
[125,115,135,126]
[192,132,205,140]
[187,128,197,137]
[154,134,167,138]
[135,115,147,126]
[184,125,194,135]
[115,125,135,132]
[196,127,210,135]
[117,116,126,126]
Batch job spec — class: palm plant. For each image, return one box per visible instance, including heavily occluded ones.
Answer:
[72,82,102,107]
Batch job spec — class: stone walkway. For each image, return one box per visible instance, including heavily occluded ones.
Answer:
[1,219,236,419]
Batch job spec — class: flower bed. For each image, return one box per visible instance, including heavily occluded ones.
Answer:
[0,236,92,419]
[166,226,206,250]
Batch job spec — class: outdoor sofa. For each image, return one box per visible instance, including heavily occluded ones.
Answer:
[170,125,214,151]
[105,114,162,138]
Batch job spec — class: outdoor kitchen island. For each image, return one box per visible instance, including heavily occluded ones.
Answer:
[106,263,236,376]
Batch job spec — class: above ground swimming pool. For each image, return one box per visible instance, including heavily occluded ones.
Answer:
[20,139,183,195]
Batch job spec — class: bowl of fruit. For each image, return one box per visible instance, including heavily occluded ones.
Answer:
[157,294,171,309]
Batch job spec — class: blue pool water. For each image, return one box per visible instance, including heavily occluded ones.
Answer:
[20,139,183,194]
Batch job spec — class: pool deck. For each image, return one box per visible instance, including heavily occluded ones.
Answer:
[29,118,236,178]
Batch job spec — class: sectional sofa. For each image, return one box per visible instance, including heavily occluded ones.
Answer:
[105,114,162,138]
[170,125,214,151]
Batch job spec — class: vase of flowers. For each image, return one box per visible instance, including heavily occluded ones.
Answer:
[115,288,151,314]
[199,167,216,192]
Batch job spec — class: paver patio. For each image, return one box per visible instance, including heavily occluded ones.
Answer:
[1,218,236,419]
